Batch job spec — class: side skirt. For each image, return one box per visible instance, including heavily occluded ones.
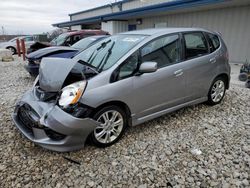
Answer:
[131,97,207,126]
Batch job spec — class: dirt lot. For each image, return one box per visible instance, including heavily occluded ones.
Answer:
[0,59,249,188]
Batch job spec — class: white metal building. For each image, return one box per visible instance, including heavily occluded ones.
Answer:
[53,0,250,63]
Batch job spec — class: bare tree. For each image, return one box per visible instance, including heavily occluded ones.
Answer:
[47,28,68,41]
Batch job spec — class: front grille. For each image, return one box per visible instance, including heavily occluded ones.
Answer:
[17,103,66,141]
[17,104,42,130]
[44,128,66,141]
[17,105,38,135]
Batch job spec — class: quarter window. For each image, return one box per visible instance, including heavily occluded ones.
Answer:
[141,34,181,68]
[118,52,139,80]
[207,33,220,52]
[184,32,208,59]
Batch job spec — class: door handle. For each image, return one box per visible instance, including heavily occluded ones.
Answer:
[174,69,183,77]
[210,57,216,64]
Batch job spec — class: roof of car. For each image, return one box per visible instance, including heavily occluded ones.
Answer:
[88,35,108,39]
[121,28,211,36]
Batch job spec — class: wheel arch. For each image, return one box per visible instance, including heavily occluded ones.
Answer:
[6,46,17,54]
[91,100,132,126]
[213,73,230,89]
[6,46,16,50]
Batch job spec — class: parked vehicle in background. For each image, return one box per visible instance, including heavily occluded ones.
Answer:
[28,30,109,53]
[0,36,35,55]
[12,28,230,152]
[25,35,108,76]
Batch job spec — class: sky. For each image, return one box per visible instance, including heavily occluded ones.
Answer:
[0,0,117,35]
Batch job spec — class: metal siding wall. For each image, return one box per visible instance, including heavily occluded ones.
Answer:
[113,21,128,34]
[101,22,114,34]
[71,0,174,21]
[72,7,113,20]
[123,0,174,10]
[138,6,250,63]
[71,25,81,30]
[101,21,128,35]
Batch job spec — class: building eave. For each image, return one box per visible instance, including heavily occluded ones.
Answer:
[52,0,226,28]
[68,0,132,16]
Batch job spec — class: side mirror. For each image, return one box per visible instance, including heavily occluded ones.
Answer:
[138,62,158,74]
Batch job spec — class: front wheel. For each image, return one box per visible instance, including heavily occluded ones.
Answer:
[207,77,226,105]
[6,47,16,55]
[90,105,127,147]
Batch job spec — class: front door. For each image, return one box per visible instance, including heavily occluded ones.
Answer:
[131,34,186,119]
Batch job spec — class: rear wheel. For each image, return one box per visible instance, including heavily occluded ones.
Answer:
[207,77,226,105]
[239,73,248,82]
[6,47,16,55]
[245,79,250,89]
[90,105,127,147]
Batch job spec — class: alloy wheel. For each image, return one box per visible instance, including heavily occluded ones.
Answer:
[94,110,124,144]
[211,80,225,103]
[7,47,15,55]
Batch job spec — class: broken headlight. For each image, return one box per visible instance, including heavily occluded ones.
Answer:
[58,81,87,108]
[33,59,41,64]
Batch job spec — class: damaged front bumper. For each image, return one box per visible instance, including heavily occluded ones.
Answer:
[12,90,98,152]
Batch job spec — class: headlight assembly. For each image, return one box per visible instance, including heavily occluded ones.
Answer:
[33,59,41,64]
[58,81,87,108]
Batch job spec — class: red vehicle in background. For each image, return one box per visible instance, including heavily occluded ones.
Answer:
[28,30,109,53]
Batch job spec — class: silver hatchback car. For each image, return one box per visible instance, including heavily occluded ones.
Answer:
[12,28,230,152]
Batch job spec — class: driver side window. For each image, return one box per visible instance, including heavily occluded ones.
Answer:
[141,34,180,68]
[118,52,139,80]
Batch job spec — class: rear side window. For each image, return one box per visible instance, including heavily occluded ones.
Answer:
[207,33,220,52]
[141,34,181,68]
[184,32,208,59]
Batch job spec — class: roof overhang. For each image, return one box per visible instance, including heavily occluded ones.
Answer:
[52,0,248,28]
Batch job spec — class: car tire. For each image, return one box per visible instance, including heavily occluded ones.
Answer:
[245,79,250,89]
[206,76,226,106]
[90,105,127,148]
[6,47,16,55]
[239,73,248,82]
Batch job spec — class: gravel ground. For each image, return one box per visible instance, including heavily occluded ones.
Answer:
[0,59,249,188]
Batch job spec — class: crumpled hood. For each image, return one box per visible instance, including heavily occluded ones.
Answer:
[39,58,76,92]
[27,46,77,60]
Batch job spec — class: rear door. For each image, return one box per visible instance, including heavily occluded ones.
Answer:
[181,31,217,101]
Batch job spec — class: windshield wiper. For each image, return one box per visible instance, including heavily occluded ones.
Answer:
[77,60,99,74]
[96,41,116,72]
[87,39,112,64]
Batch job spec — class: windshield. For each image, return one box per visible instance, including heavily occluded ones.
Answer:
[51,33,68,46]
[72,37,99,50]
[73,34,146,72]
[9,37,19,42]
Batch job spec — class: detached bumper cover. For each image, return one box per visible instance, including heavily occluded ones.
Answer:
[12,90,98,152]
